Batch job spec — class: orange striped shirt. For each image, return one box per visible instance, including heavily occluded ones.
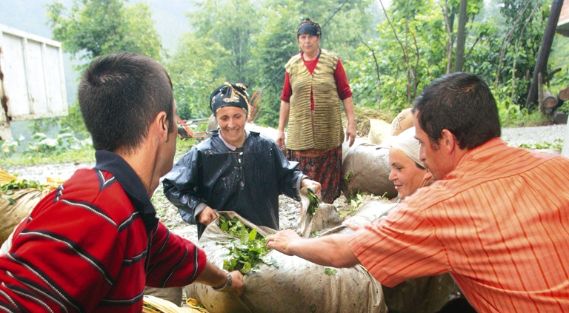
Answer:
[350,138,569,313]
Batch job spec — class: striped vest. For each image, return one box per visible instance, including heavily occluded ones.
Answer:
[285,49,344,150]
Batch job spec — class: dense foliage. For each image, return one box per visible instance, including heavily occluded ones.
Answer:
[44,0,568,130]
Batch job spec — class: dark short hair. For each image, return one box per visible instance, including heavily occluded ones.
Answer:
[413,72,500,149]
[78,53,174,152]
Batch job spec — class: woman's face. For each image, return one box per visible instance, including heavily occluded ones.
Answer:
[388,148,430,198]
[216,106,247,147]
[298,34,320,56]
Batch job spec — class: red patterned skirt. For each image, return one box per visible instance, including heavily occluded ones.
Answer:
[287,146,342,203]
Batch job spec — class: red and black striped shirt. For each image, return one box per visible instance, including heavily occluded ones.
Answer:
[0,150,206,312]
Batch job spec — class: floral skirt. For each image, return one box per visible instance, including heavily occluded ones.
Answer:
[287,146,342,204]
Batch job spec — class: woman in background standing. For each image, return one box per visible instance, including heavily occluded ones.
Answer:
[277,18,356,204]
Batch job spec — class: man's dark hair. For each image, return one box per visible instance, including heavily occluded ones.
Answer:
[413,72,500,149]
[79,53,174,152]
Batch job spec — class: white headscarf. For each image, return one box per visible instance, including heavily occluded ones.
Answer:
[390,127,424,168]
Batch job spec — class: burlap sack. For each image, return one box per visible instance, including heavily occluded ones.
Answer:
[0,188,48,244]
[368,119,392,145]
[390,108,414,136]
[185,212,386,313]
[342,143,397,199]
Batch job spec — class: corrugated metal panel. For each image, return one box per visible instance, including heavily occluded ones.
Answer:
[0,24,67,120]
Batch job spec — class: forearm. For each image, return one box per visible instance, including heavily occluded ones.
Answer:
[278,101,290,132]
[195,261,229,287]
[342,97,355,126]
[288,233,359,268]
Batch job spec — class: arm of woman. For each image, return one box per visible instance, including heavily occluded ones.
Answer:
[334,59,356,147]
[277,100,290,149]
[162,148,206,224]
[342,96,356,147]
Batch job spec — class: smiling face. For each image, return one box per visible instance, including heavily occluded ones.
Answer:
[216,106,247,147]
[298,34,320,57]
[388,148,430,198]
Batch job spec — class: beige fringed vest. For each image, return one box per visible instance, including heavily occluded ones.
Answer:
[285,49,344,151]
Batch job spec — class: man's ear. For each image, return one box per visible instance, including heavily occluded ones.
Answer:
[153,111,169,138]
[440,129,457,152]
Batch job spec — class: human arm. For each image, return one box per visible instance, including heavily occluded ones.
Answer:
[146,223,244,295]
[277,100,290,149]
[343,96,356,147]
[195,262,244,296]
[334,59,356,147]
[277,71,292,149]
[266,229,359,268]
[162,148,208,224]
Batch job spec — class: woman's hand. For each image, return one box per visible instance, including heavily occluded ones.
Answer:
[301,178,321,198]
[276,131,286,149]
[346,121,356,147]
[197,206,219,225]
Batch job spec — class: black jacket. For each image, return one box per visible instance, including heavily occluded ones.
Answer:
[163,131,303,237]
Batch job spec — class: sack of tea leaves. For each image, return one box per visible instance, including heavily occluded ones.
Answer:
[0,184,51,245]
[342,143,397,200]
[186,211,386,313]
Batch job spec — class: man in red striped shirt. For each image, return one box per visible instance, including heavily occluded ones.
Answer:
[268,73,569,312]
[0,53,244,312]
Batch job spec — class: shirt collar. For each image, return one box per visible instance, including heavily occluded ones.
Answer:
[94,150,158,232]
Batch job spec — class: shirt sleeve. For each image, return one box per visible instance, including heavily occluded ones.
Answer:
[145,223,206,288]
[280,71,292,102]
[349,201,449,287]
[335,58,352,100]
[162,147,205,224]
[271,140,303,201]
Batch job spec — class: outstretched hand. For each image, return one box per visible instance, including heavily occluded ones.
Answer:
[266,229,301,256]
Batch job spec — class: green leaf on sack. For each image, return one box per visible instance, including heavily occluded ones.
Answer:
[324,268,337,276]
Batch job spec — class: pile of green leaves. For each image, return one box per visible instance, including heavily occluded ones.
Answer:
[219,215,269,274]
[306,188,320,216]
[0,179,43,193]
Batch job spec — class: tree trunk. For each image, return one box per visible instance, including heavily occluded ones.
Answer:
[526,0,563,108]
[454,0,467,72]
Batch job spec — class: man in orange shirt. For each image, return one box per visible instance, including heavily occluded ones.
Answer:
[267,72,569,312]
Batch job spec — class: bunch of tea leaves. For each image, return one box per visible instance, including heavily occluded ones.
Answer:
[0,179,43,193]
[219,215,269,274]
[306,188,320,216]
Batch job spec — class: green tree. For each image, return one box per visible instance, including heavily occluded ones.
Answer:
[166,34,229,119]
[47,0,162,61]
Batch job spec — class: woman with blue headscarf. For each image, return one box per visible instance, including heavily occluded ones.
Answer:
[163,83,320,237]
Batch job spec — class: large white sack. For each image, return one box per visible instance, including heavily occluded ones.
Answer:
[186,212,386,313]
[342,143,397,199]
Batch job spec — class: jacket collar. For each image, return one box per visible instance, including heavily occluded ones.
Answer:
[94,150,158,232]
